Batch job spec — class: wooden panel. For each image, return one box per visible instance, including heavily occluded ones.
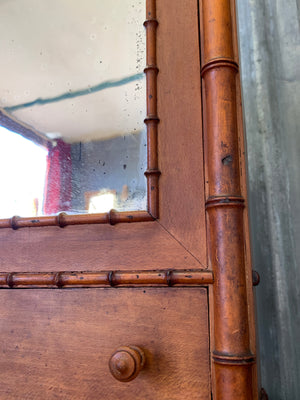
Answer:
[0,222,203,272]
[0,288,210,399]
[0,0,207,272]
[157,0,206,265]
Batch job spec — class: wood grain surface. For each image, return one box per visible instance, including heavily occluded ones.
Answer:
[0,288,209,400]
[0,0,258,398]
[200,0,257,398]
[157,0,206,264]
[0,0,207,273]
[0,221,205,272]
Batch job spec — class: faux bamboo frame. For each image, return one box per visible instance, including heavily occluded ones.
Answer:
[1,2,257,398]
[0,269,259,289]
[0,0,160,230]
[0,269,213,288]
[200,0,256,398]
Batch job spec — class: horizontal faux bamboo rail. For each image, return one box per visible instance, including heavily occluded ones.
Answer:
[0,269,214,288]
[0,210,154,229]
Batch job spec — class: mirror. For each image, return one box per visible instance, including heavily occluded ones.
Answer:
[0,0,146,219]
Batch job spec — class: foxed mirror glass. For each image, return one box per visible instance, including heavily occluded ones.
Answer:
[0,0,146,218]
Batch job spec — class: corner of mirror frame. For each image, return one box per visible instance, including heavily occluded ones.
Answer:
[0,0,160,230]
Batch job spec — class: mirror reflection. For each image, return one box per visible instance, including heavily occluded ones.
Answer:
[0,0,146,218]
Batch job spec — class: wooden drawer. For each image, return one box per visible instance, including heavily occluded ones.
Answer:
[0,288,210,399]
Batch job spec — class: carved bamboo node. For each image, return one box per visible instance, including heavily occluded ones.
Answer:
[205,196,245,209]
[108,271,116,287]
[144,169,161,177]
[56,212,67,228]
[108,209,117,226]
[201,58,239,77]
[143,19,158,28]
[0,269,213,288]
[54,272,63,288]
[144,116,160,124]
[166,270,173,287]
[10,216,20,230]
[144,65,159,74]
[212,352,256,366]
[6,273,15,288]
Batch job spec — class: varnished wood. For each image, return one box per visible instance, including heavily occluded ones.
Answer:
[0,1,259,398]
[157,0,207,263]
[200,0,257,398]
[0,288,210,399]
[0,2,207,275]
[0,222,205,272]
[0,269,213,288]
[144,0,160,218]
[0,210,153,229]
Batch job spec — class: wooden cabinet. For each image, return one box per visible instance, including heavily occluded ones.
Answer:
[0,0,257,398]
[0,288,210,399]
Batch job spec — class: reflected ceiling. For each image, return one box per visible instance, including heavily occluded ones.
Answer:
[0,0,146,143]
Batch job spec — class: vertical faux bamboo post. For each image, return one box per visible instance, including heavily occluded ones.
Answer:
[201,1,256,399]
[144,0,160,219]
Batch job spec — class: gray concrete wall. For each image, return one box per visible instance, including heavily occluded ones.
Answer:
[236,0,300,398]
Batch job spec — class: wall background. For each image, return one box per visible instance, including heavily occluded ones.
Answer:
[236,0,300,398]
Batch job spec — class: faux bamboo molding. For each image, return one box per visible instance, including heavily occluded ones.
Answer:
[144,0,160,219]
[0,210,154,229]
[1,0,160,230]
[0,269,213,288]
[200,0,256,398]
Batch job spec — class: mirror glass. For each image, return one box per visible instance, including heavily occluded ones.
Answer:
[0,0,146,218]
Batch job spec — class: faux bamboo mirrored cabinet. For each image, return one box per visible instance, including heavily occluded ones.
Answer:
[0,1,259,399]
[0,0,160,228]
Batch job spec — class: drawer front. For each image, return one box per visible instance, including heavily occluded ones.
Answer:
[0,288,209,399]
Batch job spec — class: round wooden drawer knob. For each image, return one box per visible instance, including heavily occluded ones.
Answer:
[109,346,145,382]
